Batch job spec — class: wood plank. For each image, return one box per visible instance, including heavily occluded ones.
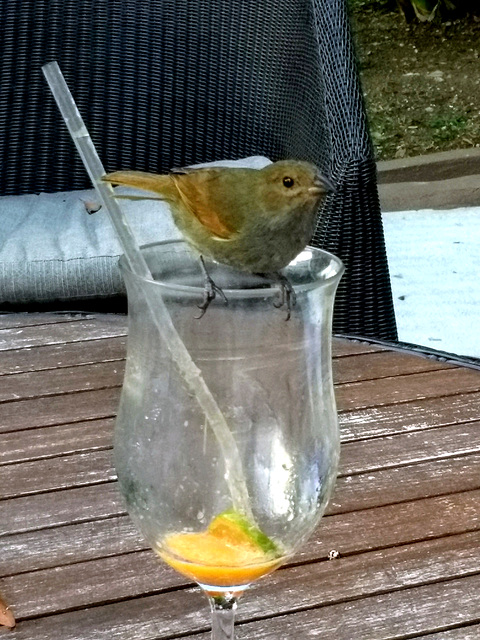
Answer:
[3,446,480,536]
[3,380,478,447]
[0,361,124,403]
[0,550,174,618]
[0,337,400,402]
[0,387,120,433]
[0,334,448,382]
[240,532,480,627]
[0,516,146,577]
[308,489,480,561]
[4,537,480,639]
[0,313,89,329]
[0,450,115,499]
[3,418,478,500]
[333,349,453,384]
[340,422,480,475]
[2,516,479,620]
[0,316,127,351]
[2,354,473,420]
[0,336,126,376]
[330,452,480,515]
[0,587,205,640]
[2,488,479,578]
[0,483,125,536]
[2,528,479,619]
[413,626,480,639]
[335,367,480,411]
[0,318,370,355]
[339,391,480,440]
[0,418,114,465]
[332,337,387,357]
[232,574,480,640]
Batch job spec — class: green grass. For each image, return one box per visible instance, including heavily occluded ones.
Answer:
[428,113,468,142]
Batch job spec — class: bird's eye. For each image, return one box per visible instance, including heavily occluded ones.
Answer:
[282,176,295,188]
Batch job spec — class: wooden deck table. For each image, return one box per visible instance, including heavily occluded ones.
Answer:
[1,312,480,639]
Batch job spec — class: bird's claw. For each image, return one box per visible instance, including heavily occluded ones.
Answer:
[195,257,228,319]
[269,273,296,321]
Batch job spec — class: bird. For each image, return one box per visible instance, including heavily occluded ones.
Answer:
[102,160,333,319]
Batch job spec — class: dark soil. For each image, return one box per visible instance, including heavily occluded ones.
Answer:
[350,1,480,160]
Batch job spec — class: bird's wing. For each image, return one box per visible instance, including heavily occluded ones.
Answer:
[171,170,237,240]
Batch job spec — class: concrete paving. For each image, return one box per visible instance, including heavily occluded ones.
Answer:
[378,149,480,359]
[382,204,480,359]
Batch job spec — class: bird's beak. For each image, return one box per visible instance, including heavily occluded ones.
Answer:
[309,174,335,195]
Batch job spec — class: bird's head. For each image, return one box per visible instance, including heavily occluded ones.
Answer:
[258,160,334,218]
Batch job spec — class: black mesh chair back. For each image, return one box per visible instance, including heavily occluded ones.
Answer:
[0,0,397,340]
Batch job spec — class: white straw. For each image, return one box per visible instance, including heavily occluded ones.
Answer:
[42,61,253,519]
[42,61,152,280]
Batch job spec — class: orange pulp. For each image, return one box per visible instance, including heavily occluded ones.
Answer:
[157,513,283,588]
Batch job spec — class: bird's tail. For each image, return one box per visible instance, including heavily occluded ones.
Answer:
[102,170,176,200]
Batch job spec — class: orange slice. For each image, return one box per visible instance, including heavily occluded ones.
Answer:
[158,510,283,588]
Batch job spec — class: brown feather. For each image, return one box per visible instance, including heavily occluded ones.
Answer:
[103,171,176,200]
[171,172,236,240]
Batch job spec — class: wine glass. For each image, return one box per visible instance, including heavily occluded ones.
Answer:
[114,240,344,639]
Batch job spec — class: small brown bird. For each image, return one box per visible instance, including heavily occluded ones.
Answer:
[103,160,332,318]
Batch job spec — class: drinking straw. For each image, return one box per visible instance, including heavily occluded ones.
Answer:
[42,61,253,520]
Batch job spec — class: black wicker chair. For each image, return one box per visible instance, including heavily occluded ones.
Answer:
[0,0,397,340]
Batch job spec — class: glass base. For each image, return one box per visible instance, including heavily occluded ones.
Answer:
[208,593,238,640]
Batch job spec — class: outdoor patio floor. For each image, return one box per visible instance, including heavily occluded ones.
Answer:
[382,204,480,359]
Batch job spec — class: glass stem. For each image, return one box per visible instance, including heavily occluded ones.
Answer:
[209,594,238,640]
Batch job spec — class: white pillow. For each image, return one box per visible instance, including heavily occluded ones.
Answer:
[0,156,271,306]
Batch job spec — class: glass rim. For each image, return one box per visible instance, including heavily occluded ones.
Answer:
[118,240,345,297]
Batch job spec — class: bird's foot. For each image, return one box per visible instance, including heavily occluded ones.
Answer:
[195,257,228,319]
[261,272,296,321]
